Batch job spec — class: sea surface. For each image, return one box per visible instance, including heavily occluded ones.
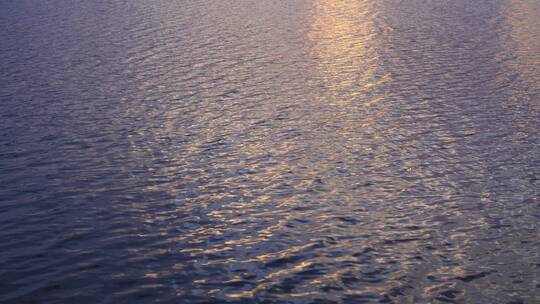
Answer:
[1,0,539,303]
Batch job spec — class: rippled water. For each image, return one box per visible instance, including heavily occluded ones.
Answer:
[1,0,539,303]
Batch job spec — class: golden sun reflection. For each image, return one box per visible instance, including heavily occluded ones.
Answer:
[505,0,540,92]
[308,0,389,106]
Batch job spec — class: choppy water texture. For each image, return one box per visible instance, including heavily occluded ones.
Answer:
[1,0,540,303]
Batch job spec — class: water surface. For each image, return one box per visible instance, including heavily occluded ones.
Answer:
[1,0,539,303]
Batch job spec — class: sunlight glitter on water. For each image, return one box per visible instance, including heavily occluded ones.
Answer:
[0,0,539,303]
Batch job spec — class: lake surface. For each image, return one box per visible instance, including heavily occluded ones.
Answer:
[1,0,539,303]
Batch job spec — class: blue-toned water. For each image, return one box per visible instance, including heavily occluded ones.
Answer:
[1,0,539,303]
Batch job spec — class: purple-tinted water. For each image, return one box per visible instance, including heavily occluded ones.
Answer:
[1,0,539,303]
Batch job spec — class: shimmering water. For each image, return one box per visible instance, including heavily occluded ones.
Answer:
[1,0,539,303]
